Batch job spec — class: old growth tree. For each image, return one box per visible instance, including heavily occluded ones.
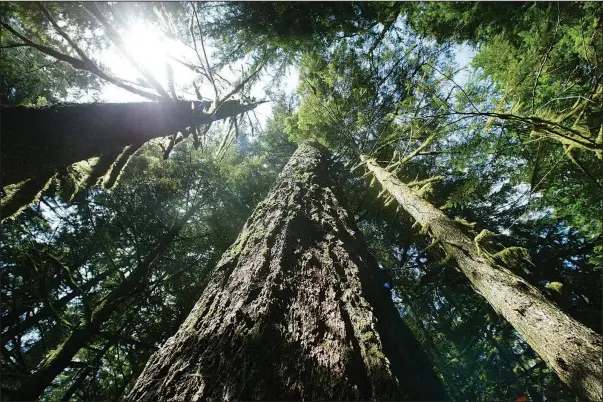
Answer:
[127,142,446,401]
[2,2,602,401]
[227,1,603,399]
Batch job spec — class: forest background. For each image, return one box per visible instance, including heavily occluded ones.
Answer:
[1,2,601,401]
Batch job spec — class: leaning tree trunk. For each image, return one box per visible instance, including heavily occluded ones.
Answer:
[127,142,446,401]
[1,100,260,187]
[362,155,603,402]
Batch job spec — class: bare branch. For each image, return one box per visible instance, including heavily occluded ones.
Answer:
[215,59,267,108]
[166,62,178,99]
[36,2,91,62]
[0,42,30,49]
[192,80,203,100]
[1,21,163,101]
[191,2,218,102]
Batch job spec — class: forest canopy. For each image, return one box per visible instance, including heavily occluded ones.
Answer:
[1,2,601,401]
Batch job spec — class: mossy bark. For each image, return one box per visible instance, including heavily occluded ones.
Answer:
[127,142,446,401]
[0,100,260,188]
[362,155,603,402]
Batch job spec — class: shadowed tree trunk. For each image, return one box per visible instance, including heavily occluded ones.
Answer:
[127,142,446,401]
[362,155,603,402]
[0,100,260,187]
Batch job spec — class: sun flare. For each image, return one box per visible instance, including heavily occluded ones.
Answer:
[121,22,169,81]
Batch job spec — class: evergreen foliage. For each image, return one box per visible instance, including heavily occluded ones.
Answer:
[1,2,601,401]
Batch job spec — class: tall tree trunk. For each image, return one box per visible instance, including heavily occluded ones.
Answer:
[10,202,202,401]
[362,155,603,401]
[1,100,260,187]
[127,142,446,401]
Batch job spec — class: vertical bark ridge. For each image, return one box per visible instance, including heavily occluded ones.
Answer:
[362,154,603,402]
[127,142,446,401]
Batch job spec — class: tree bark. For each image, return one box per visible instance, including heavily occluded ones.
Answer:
[127,142,446,401]
[362,155,603,402]
[10,202,202,401]
[0,100,261,187]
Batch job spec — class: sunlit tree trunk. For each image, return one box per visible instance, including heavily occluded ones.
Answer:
[127,142,446,401]
[362,155,603,401]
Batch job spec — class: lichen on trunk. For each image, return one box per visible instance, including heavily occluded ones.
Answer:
[127,142,446,401]
[362,154,603,402]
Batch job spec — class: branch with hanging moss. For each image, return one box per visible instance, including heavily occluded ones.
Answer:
[1,173,55,221]
[408,176,445,189]
[104,143,144,189]
[458,109,601,157]
[360,155,603,401]
[44,252,93,323]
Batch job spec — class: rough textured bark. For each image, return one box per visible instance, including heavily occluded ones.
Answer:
[362,155,603,402]
[0,100,261,188]
[127,142,446,401]
[10,202,202,401]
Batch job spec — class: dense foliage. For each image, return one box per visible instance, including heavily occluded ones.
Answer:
[1,2,601,401]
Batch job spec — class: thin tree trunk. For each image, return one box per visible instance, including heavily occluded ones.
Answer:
[127,142,446,401]
[59,342,112,402]
[0,100,261,187]
[10,202,202,401]
[2,269,113,342]
[362,155,603,401]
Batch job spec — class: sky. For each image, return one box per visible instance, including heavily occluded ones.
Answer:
[74,17,471,130]
[77,19,299,128]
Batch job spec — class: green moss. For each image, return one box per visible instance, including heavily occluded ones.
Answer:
[1,174,54,221]
[492,246,533,266]
[367,344,386,360]
[41,345,64,369]
[424,236,441,252]
[415,182,435,198]
[419,223,431,235]
[230,226,251,255]
[474,229,496,257]
[361,331,376,343]
[438,253,453,267]
[545,281,563,294]
[454,217,476,229]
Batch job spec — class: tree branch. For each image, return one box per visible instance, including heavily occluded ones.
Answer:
[0,42,30,49]
[191,2,218,102]
[82,2,171,99]
[35,2,91,62]
[1,21,163,101]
